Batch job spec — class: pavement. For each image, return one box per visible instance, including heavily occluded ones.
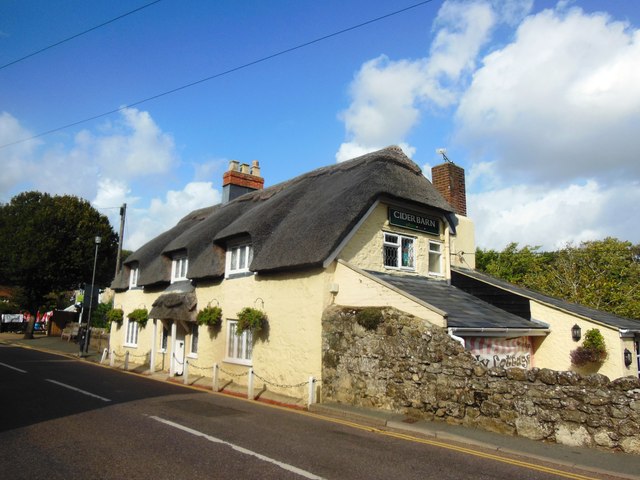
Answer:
[2,332,639,479]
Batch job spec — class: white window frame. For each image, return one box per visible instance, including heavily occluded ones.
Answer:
[383,232,416,271]
[129,266,139,288]
[188,323,199,358]
[226,244,253,277]
[225,320,252,365]
[428,240,444,276]
[160,325,169,353]
[124,318,139,347]
[171,254,188,283]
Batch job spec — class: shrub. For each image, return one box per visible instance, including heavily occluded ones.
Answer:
[196,305,223,328]
[106,307,124,325]
[355,307,384,331]
[570,328,608,366]
[127,308,149,328]
[236,307,267,334]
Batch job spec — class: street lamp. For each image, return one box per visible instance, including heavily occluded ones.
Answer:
[82,236,101,355]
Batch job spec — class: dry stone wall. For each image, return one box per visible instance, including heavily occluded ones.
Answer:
[321,305,640,454]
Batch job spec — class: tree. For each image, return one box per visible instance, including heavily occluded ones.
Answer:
[0,192,118,314]
[476,238,640,319]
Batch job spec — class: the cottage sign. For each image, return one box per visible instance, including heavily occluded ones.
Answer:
[388,208,440,235]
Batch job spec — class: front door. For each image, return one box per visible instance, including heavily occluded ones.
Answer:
[174,329,185,376]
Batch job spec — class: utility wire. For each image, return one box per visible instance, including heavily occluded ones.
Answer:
[0,0,435,150]
[0,0,164,71]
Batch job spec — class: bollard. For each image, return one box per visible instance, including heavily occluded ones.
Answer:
[184,360,189,385]
[100,348,108,364]
[248,367,254,400]
[109,350,115,367]
[124,351,129,371]
[308,376,315,407]
[213,363,219,392]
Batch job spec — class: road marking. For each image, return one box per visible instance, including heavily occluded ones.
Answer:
[0,361,27,373]
[45,379,111,402]
[149,415,325,480]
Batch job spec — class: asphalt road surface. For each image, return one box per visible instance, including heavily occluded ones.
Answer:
[0,345,624,480]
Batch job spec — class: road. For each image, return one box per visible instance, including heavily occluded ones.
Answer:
[0,345,624,480]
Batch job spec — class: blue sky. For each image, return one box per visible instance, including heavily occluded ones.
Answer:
[1,0,639,252]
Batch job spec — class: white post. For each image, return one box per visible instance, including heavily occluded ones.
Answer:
[109,350,115,367]
[100,348,108,364]
[213,363,219,392]
[308,376,315,407]
[184,360,189,385]
[248,367,254,400]
[124,351,129,370]
[169,321,177,376]
[149,318,157,373]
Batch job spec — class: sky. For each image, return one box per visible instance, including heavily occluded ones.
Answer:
[1,0,639,253]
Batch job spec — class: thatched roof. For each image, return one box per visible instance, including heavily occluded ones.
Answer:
[112,146,455,290]
[148,292,197,322]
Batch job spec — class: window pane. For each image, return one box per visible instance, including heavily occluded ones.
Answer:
[231,248,238,270]
[384,233,398,244]
[239,247,246,269]
[384,245,398,267]
[401,238,414,268]
[191,324,199,354]
[429,242,442,274]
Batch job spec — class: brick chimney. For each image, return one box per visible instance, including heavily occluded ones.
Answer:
[431,161,467,216]
[222,160,264,203]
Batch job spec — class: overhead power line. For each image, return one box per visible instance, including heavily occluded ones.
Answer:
[0,0,435,150]
[0,0,164,71]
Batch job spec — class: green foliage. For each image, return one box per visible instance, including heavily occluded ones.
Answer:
[90,302,113,328]
[0,191,118,313]
[356,307,384,331]
[571,328,608,366]
[236,307,267,334]
[476,238,640,319]
[106,307,124,325]
[127,308,148,328]
[196,305,223,327]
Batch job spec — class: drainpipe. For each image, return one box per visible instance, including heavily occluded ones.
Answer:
[447,328,465,348]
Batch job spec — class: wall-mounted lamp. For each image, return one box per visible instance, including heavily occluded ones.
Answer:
[254,297,264,310]
[624,348,633,367]
[571,324,582,342]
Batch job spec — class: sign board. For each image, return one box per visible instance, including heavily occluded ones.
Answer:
[465,337,533,370]
[388,207,440,235]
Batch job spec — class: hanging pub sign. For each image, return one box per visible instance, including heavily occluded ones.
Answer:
[388,207,440,235]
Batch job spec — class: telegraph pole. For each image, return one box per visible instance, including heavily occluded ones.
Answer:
[115,203,126,277]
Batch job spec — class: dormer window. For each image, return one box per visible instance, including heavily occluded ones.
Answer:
[171,254,188,283]
[226,243,253,277]
[129,266,139,288]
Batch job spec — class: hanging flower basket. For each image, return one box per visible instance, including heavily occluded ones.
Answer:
[570,328,608,366]
[106,308,124,325]
[196,305,223,328]
[127,308,149,328]
[236,307,267,334]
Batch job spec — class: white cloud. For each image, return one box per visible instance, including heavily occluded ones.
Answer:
[125,182,221,251]
[455,6,640,184]
[0,112,40,200]
[469,179,640,250]
[336,0,501,162]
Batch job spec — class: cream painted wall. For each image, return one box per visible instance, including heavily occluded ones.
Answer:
[338,203,448,278]
[450,215,475,270]
[332,261,446,328]
[110,288,156,364]
[531,302,635,379]
[111,268,331,401]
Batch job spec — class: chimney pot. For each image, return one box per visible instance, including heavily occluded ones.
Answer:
[251,160,261,177]
[228,160,239,172]
[240,163,250,174]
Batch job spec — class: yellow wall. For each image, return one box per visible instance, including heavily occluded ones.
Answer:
[450,215,476,270]
[531,302,636,379]
[338,202,448,278]
[111,268,331,401]
[331,260,446,328]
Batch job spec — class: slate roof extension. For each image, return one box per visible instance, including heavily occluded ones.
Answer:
[452,267,640,334]
[368,271,548,333]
